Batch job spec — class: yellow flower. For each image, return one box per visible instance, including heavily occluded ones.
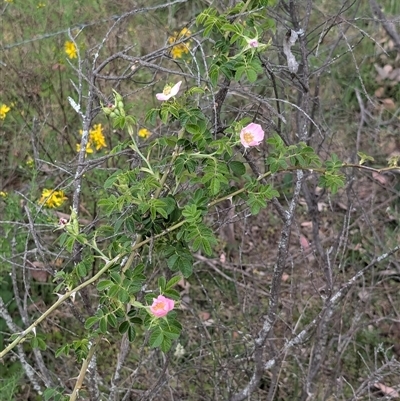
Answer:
[89,124,107,150]
[39,189,68,208]
[76,124,106,154]
[0,104,11,120]
[37,2,45,7]
[171,45,188,59]
[65,41,77,59]
[0,191,8,198]
[76,142,94,154]
[179,27,191,37]
[168,28,192,59]
[138,128,151,139]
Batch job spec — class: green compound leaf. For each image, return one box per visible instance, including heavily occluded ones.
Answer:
[318,172,345,195]
[247,193,266,215]
[167,253,193,278]
[149,328,164,348]
[186,224,217,256]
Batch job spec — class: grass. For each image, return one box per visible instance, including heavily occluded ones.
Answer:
[0,369,24,401]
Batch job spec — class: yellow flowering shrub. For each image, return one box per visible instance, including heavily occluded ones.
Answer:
[168,28,192,59]
[38,189,67,208]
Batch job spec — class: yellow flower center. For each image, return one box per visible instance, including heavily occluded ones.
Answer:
[243,132,254,144]
[153,302,166,311]
[163,85,172,95]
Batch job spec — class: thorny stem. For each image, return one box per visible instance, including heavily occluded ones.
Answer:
[0,254,121,359]
[69,337,101,401]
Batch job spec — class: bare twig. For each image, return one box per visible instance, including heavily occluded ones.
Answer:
[262,245,400,371]
[110,334,131,401]
[369,0,400,52]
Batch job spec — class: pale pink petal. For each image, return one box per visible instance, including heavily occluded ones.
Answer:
[240,123,265,148]
[155,81,182,101]
[150,295,175,318]
[169,81,182,97]
[156,93,169,101]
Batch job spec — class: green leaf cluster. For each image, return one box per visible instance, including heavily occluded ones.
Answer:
[318,154,345,194]
[245,181,279,215]
[30,333,47,351]
[148,316,182,352]
[164,244,194,278]
[196,3,274,86]
[266,134,322,173]
[56,338,89,362]
[79,265,148,342]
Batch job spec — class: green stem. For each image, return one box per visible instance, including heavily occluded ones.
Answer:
[208,170,271,207]
[69,337,101,401]
[154,127,185,199]
[128,125,154,174]
[0,254,122,359]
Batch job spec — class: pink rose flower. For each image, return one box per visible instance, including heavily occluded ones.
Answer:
[240,123,265,148]
[156,81,182,101]
[150,295,175,318]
